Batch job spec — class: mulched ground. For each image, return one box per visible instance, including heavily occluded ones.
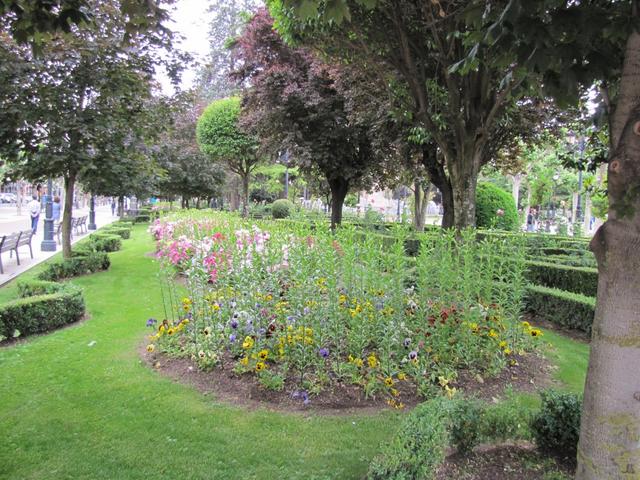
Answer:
[436,444,575,480]
[140,344,556,414]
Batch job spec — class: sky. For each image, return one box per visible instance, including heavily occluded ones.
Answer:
[157,0,212,93]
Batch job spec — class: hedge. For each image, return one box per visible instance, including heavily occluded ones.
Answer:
[38,251,110,281]
[525,284,595,334]
[530,254,597,269]
[475,182,519,231]
[101,226,131,239]
[271,199,295,219]
[88,233,122,252]
[0,281,85,338]
[135,214,151,223]
[526,260,598,297]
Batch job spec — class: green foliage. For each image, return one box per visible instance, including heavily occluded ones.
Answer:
[88,233,122,253]
[475,182,519,231]
[38,252,110,282]
[526,260,597,297]
[449,399,484,454]
[525,285,595,334]
[135,214,151,223]
[531,390,582,459]
[17,280,63,298]
[101,226,131,239]
[0,282,84,339]
[271,199,295,218]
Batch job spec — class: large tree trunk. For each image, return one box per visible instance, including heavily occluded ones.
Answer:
[61,173,76,259]
[448,161,479,230]
[413,179,427,232]
[510,173,522,209]
[421,146,454,228]
[328,176,349,231]
[576,29,640,480]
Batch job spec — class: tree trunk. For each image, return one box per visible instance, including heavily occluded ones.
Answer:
[118,196,124,217]
[328,176,349,231]
[241,172,249,218]
[510,173,522,209]
[420,146,454,229]
[61,173,76,259]
[576,30,640,480]
[449,167,478,230]
[413,179,427,232]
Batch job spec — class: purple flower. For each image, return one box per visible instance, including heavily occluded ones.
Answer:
[303,307,310,315]
[409,350,418,361]
[403,338,412,348]
[229,334,236,342]
[258,327,267,336]
[146,318,157,328]
[318,347,329,358]
[292,390,310,405]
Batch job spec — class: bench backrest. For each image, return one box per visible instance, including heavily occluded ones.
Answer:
[17,229,33,246]
[0,232,21,252]
[71,217,79,227]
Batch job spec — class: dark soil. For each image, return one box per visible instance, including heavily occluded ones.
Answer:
[436,444,575,480]
[140,343,556,414]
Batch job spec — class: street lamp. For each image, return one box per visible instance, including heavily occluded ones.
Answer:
[88,194,96,230]
[278,150,291,199]
[567,131,586,223]
[40,178,56,251]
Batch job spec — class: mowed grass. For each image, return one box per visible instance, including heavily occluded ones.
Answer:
[0,225,399,480]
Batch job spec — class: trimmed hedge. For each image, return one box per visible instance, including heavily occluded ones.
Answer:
[88,233,122,252]
[475,182,519,231]
[101,226,131,239]
[38,251,110,281]
[271,199,295,219]
[525,284,595,334]
[0,281,85,338]
[530,254,597,269]
[531,390,582,459]
[135,214,151,223]
[526,260,598,297]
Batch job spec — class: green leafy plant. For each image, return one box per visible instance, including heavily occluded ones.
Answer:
[271,199,295,219]
[531,390,582,459]
[475,182,519,231]
[525,284,595,334]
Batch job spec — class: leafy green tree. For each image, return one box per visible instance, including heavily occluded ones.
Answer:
[196,96,260,217]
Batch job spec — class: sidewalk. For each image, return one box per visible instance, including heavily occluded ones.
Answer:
[0,205,119,288]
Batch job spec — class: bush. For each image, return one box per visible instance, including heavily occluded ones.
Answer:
[38,251,110,281]
[531,390,582,459]
[0,283,85,339]
[367,398,451,480]
[525,284,595,333]
[475,182,519,231]
[135,214,151,223]
[17,280,63,297]
[102,226,131,239]
[450,399,484,454]
[526,260,598,297]
[271,199,295,219]
[89,233,122,252]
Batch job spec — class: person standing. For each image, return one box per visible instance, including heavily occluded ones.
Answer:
[52,196,61,223]
[111,198,116,216]
[526,208,537,233]
[28,195,41,234]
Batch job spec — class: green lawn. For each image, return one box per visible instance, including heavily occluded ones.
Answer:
[0,226,399,480]
[0,225,590,480]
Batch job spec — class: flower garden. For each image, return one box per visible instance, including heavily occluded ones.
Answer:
[147,211,543,409]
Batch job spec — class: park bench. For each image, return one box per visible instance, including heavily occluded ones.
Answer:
[12,229,34,265]
[75,215,88,234]
[0,232,21,274]
[71,217,80,236]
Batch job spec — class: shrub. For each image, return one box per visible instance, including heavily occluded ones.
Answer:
[102,226,131,239]
[89,233,122,252]
[526,260,598,297]
[0,283,85,339]
[17,280,63,297]
[38,251,110,281]
[367,398,451,480]
[450,399,484,454]
[525,285,595,334]
[531,390,582,459]
[475,182,519,231]
[271,199,295,219]
[135,214,151,223]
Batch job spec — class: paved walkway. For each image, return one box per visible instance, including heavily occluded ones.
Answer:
[0,205,119,287]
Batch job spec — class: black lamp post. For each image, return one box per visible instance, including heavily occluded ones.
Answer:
[88,194,96,230]
[40,178,56,251]
[567,131,586,223]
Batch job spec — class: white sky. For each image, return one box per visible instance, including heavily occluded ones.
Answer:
[157,0,212,93]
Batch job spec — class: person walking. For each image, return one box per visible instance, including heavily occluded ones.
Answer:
[28,195,41,234]
[526,208,537,233]
[111,198,116,216]
[52,196,61,223]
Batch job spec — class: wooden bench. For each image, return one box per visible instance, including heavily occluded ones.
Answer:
[12,229,34,265]
[78,215,88,234]
[0,232,21,274]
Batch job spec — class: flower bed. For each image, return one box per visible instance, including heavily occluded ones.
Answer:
[147,212,542,408]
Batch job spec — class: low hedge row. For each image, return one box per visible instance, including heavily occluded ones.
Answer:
[38,251,110,281]
[0,280,85,339]
[88,233,122,252]
[101,226,131,239]
[525,284,596,334]
[530,254,597,269]
[526,260,598,297]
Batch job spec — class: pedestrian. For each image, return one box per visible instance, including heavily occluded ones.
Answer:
[28,195,41,234]
[526,208,536,233]
[52,196,61,223]
[111,198,116,216]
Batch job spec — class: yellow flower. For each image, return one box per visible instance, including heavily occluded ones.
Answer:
[240,356,249,366]
[181,318,190,325]
[469,322,479,332]
[304,327,313,336]
[255,361,266,372]
[146,344,155,353]
[203,327,212,337]
[499,340,508,348]
[258,349,269,360]
[395,402,405,410]
[445,385,457,398]
[367,354,378,368]
[503,348,512,355]
[530,328,543,337]
[198,350,206,358]
[390,388,399,397]
[242,336,254,349]
[167,328,175,336]
[384,377,394,387]
[397,372,406,381]
[521,321,531,328]
[354,358,364,368]
[303,336,314,345]
[488,329,498,338]
[278,346,284,356]
[265,294,273,301]
[159,325,166,333]
[212,303,220,311]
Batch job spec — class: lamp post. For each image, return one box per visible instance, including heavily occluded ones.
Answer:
[41,178,56,251]
[567,131,586,223]
[551,173,560,218]
[88,194,96,230]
